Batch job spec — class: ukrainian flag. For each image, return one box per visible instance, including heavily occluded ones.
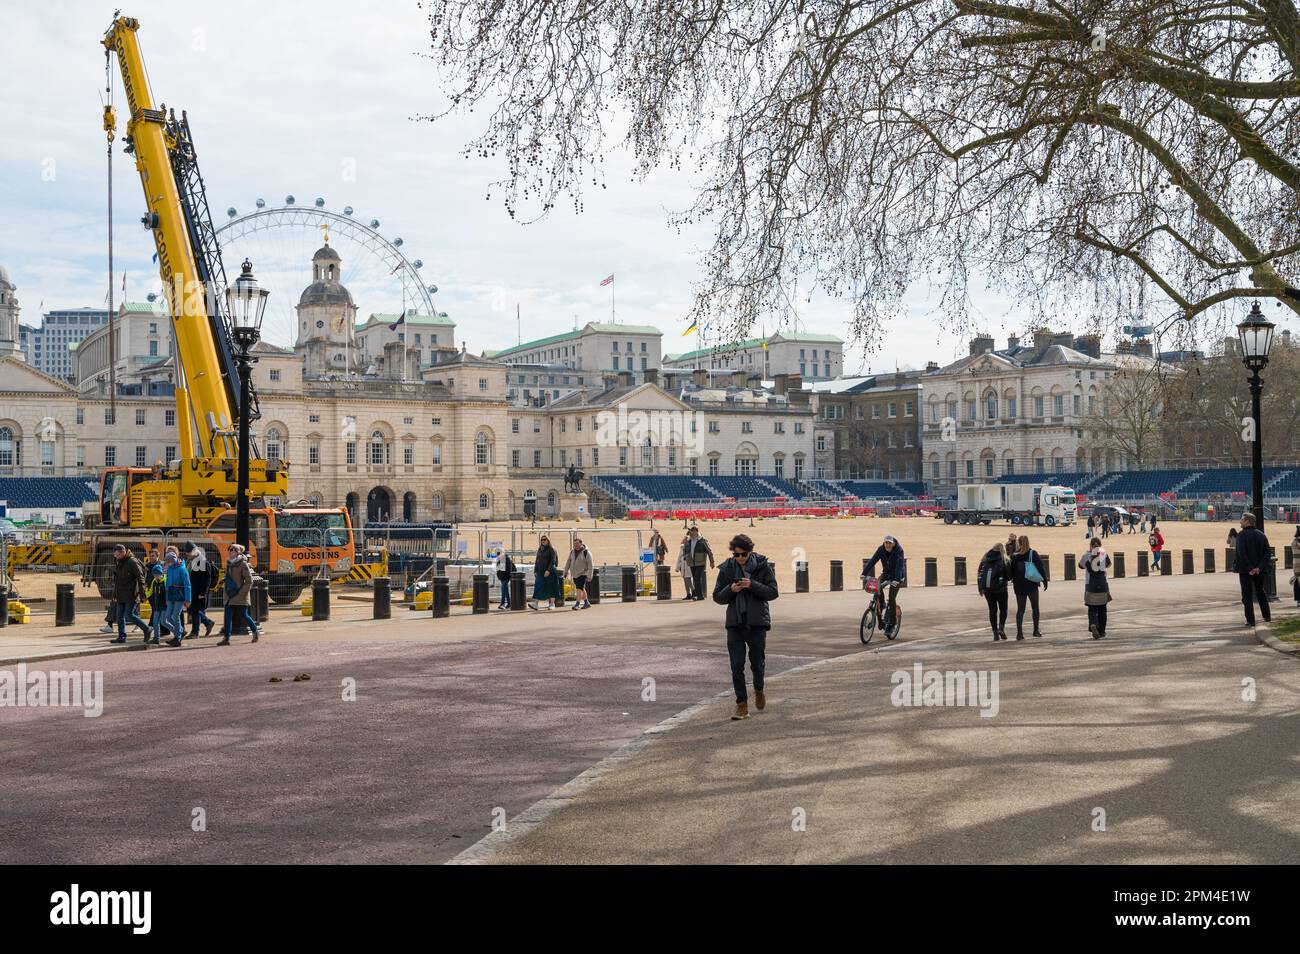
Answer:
[682,319,698,337]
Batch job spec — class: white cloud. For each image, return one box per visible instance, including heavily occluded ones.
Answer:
[2,0,1016,368]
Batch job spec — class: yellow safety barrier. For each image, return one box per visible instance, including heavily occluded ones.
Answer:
[414,591,433,611]
[301,598,313,616]
[7,600,31,623]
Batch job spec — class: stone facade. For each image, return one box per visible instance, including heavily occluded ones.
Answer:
[920,331,1119,488]
[663,331,843,381]
[487,322,663,376]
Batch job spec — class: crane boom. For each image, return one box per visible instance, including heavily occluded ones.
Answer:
[103,15,238,460]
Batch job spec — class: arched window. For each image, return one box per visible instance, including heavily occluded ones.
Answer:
[265,426,283,461]
[479,493,489,510]
[370,429,390,465]
[475,431,490,465]
[430,493,443,510]
[0,426,16,468]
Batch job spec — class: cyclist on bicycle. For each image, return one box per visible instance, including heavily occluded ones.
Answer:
[863,535,906,636]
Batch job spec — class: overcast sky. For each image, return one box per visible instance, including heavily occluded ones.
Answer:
[2,1,1043,374]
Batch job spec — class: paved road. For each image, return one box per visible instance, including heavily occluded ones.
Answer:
[0,637,811,863]
[482,578,1300,863]
[2,572,1296,863]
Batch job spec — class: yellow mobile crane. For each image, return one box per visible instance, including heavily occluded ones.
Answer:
[90,15,357,602]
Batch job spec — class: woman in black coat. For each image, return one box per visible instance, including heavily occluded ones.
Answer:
[1009,534,1048,640]
[1078,537,1111,639]
[529,535,561,610]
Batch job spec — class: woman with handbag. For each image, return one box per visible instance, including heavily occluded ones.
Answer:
[1079,538,1112,639]
[1010,534,1048,640]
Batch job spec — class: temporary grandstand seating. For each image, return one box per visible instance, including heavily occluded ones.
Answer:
[814,479,925,500]
[0,477,98,511]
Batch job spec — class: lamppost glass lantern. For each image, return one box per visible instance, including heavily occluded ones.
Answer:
[1237,301,1275,370]
[226,258,269,345]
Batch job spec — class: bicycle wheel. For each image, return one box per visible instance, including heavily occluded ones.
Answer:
[859,603,878,644]
[886,604,901,640]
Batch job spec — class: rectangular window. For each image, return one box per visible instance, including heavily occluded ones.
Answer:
[1073,395,1081,416]
[741,421,752,433]
[309,444,320,465]
[135,445,147,467]
[1034,457,1045,474]
[931,461,940,479]
[708,421,719,433]
[76,446,85,468]
[512,449,520,468]
[965,459,974,478]
[794,423,805,434]
[309,414,320,423]
[269,369,281,382]
[135,409,146,426]
[432,444,442,465]
[709,457,719,476]
[1034,396,1044,417]
[403,446,414,466]
[1004,458,1014,475]
[165,409,176,427]
[345,442,357,465]
[511,418,520,433]
[947,460,957,479]
[75,407,84,425]
[479,378,489,390]
[105,446,116,467]
[904,401,913,417]
[966,400,976,421]
[1007,397,1016,419]
[592,448,599,467]
[774,422,784,434]
[1053,395,1064,416]
[533,450,542,468]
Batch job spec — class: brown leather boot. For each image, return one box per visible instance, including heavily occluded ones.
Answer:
[731,702,749,720]
[754,689,766,711]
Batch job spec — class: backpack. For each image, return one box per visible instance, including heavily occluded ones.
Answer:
[981,557,1007,593]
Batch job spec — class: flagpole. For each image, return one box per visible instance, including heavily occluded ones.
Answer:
[611,277,615,324]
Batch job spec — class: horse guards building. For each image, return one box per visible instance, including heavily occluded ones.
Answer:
[0,249,1151,523]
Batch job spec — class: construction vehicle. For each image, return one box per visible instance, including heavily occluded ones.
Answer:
[936,484,1078,527]
[89,16,356,603]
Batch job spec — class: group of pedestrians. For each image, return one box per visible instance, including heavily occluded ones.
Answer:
[104,541,260,647]
[976,533,1048,640]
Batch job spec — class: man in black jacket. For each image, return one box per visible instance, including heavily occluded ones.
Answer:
[1235,513,1272,626]
[712,534,778,721]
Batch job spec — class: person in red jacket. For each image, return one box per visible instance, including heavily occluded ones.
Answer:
[1149,527,1166,571]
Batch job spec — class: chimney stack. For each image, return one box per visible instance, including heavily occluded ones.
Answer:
[730,369,748,389]
[1133,340,1153,357]
[772,373,789,395]
[1073,334,1101,359]
[617,370,634,387]
[643,367,659,387]
[969,334,995,356]
[692,368,708,387]
[925,361,939,371]
[1007,334,1020,350]
[1033,328,1053,353]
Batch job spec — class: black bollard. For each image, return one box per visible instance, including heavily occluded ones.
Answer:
[252,577,269,623]
[924,557,937,587]
[373,576,391,619]
[795,561,809,593]
[1064,554,1076,581]
[1225,547,1236,573]
[621,565,637,602]
[0,586,7,627]
[1286,546,1293,569]
[55,582,75,627]
[432,576,450,618]
[1040,554,1051,584]
[1115,552,1127,578]
[1182,549,1194,574]
[509,571,526,611]
[954,556,967,586]
[588,569,601,605]
[1204,548,1216,573]
[829,560,843,592]
[1135,551,1146,577]
[656,564,672,600]
[311,577,331,621]
[472,573,490,614]
[1160,553,1172,576]
[1266,549,1278,600]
